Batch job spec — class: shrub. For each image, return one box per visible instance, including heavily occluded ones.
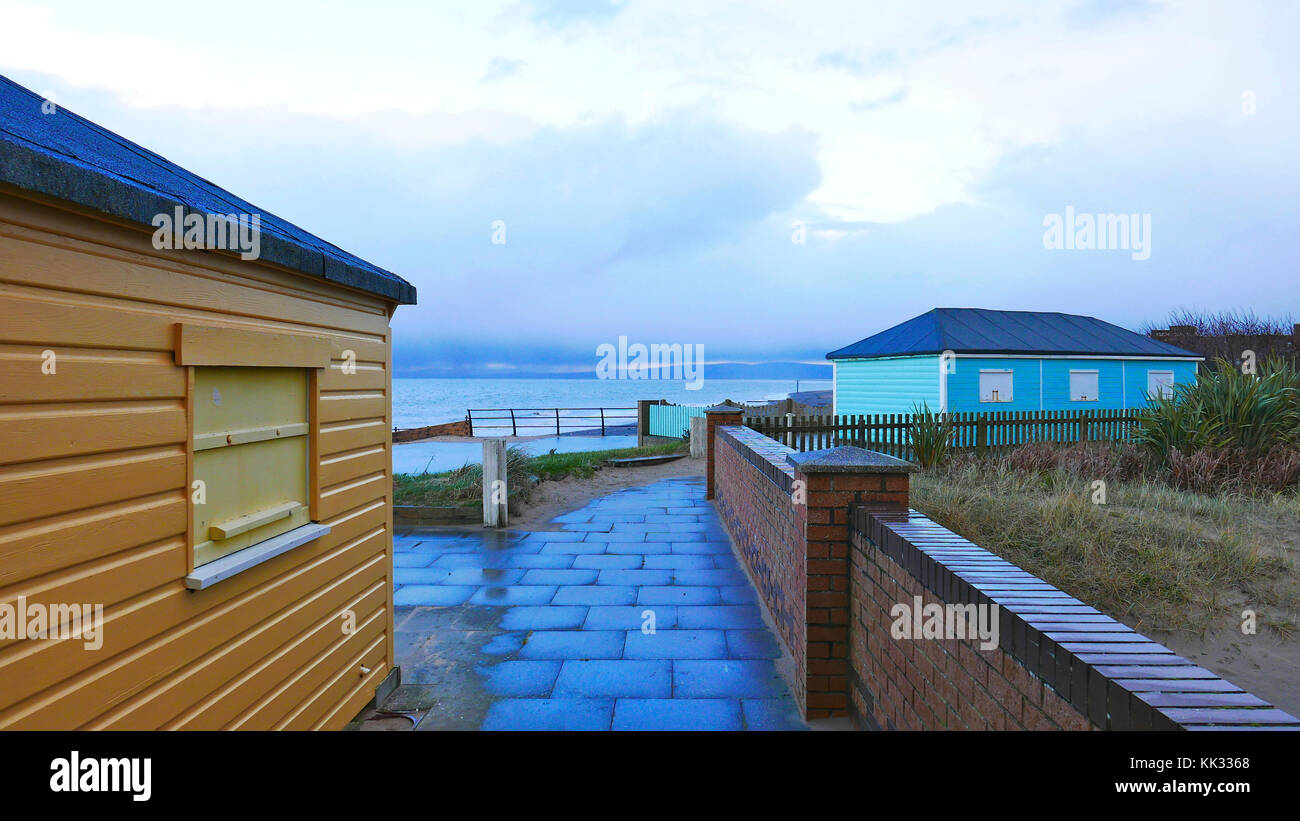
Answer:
[396,445,536,510]
[1134,357,1300,462]
[1167,446,1300,494]
[1005,440,1150,482]
[909,402,956,468]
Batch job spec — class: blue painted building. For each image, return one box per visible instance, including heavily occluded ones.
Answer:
[827,309,1201,416]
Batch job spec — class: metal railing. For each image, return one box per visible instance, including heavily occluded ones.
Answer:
[467,407,636,436]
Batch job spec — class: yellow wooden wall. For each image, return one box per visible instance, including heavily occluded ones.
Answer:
[0,187,397,729]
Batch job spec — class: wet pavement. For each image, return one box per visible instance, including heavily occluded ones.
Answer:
[384,476,807,730]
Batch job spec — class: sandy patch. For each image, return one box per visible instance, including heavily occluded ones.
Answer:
[1146,626,1300,717]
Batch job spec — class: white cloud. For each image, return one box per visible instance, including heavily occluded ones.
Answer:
[2,0,1297,369]
[5,0,1294,224]
[7,0,1291,225]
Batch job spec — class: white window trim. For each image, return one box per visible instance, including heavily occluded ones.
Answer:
[1069,369,1100,402]
[184,523,330,590]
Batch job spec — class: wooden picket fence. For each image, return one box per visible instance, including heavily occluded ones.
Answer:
[744,408,1142,459]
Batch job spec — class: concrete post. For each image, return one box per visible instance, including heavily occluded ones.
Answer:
[704,404,744,500]
[637,400,653,447]
[482,439,508,527]
[689,416,707,459]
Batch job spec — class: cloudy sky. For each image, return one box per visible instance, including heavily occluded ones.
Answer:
[2,0,1295,375]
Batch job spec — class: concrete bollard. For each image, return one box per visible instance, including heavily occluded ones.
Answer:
[689,416,706,459]
[482,439,508,527]
[637,400,652,447]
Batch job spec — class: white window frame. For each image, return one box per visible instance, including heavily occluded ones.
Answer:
[979,369,1013,403]
[1147,369,1175,399]
[1069,369,1100,402]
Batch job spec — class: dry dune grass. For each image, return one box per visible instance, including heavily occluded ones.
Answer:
[911,451,1299,638]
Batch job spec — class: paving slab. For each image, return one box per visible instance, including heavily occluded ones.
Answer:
[387,476,806,731]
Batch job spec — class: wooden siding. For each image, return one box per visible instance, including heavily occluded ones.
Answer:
[833,355,941,417]
[0,188,396,729]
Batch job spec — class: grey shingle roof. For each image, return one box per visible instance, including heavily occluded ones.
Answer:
[826,308,1201,360]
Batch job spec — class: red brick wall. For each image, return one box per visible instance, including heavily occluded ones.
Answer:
[713,427,807,711]
[393,419,471,441]
[711,425,912,719]
[848,508,1300,731]
[849,526,1092,731]
[712,425,1300,730]
[802,472,909,718]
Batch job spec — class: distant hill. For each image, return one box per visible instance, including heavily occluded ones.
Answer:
[394,361,834,380]
[696,361,833,380]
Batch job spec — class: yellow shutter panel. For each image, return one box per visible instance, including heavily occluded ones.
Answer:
[193,367,310,567]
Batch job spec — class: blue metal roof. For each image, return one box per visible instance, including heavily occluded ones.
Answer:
[0,74,415,304]
[826,308,1201,360]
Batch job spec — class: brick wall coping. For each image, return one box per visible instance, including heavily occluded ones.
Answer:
[717,425,796,492]
[854,506,1300,731]
[788,446,917,474]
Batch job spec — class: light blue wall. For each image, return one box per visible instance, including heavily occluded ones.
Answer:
[649,403,706,437]
[834,355,940,416]
[833,355,1199,417]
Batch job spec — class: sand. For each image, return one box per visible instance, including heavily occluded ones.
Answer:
[1145,627,1300,718]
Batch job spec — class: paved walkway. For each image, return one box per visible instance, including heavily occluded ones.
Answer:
[386,476,806,730]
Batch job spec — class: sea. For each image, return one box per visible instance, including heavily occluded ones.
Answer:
[392,377,831,429]
[390,377,831,474]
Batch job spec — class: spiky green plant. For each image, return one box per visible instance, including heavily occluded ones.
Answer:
[1135,357,1300,462]
[909,401,956,468]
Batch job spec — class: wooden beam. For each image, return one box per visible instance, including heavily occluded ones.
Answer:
[194,422,309,451]
[174,322,332,368]
[208,501,304,541]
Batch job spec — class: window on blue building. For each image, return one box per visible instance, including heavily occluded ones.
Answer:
[1147,370,1175,399]
[1069,370,1099,402]
[979,370,1013,403]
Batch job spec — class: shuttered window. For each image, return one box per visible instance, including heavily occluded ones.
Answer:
[1069,370,1100,402]
[1147,369,1175,399]
[979,370,1013,403]
[192,367,310,567]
